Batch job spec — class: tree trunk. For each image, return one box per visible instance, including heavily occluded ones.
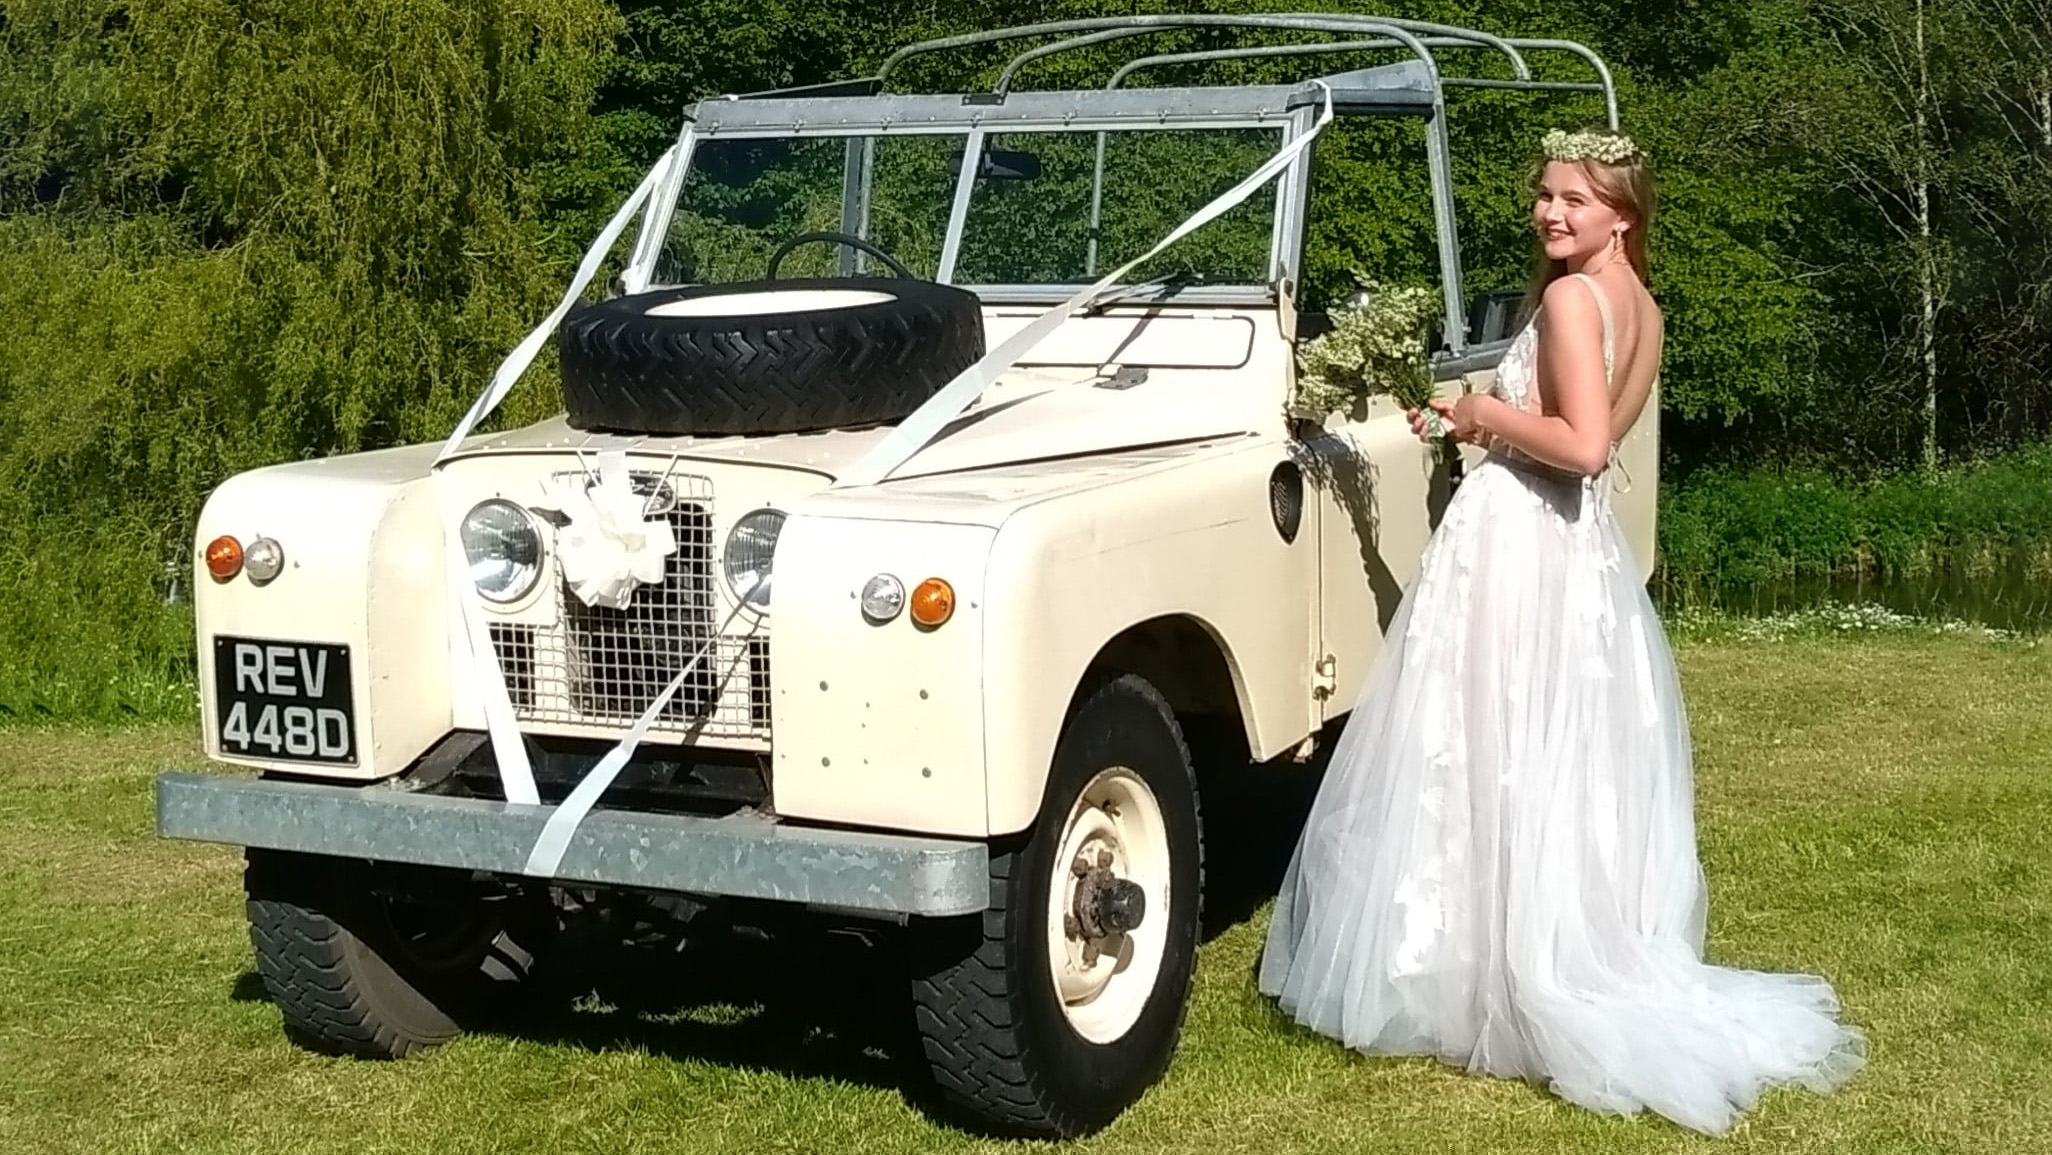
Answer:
[1917,0,1940,472]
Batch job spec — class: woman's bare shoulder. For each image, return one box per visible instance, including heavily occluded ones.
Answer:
[1540,274,1603,326]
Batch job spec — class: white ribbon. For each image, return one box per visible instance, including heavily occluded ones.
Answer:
[535,451,679,610]
[522,597,755,877]
[431,143,681,807]
[832,83,1335,490]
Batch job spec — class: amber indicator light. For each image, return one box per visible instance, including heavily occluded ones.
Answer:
[205,536,244,582]
[910,578,956,628]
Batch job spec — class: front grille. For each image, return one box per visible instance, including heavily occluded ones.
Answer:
[488,470,769,739]
[489,623,537,709]
[748,636,773,728]
[564,501,718,720]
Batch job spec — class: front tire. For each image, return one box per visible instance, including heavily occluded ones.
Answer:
[244,850,548,1059]
[909,675,1203,1137]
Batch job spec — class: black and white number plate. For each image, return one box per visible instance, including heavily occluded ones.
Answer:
[213,636,356,765]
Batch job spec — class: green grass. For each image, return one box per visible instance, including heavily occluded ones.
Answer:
[4,633,2050,1153]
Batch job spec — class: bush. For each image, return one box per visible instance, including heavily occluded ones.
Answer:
[1657,444,2052,597]
[0,0,620,724]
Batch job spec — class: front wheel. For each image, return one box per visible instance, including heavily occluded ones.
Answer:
[244,850,548,1059]
[909,674,1203,1137]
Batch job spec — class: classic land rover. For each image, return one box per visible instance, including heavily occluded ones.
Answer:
[157,14,1655,1138]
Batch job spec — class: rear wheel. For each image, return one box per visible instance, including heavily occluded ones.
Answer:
[244,850,548,1058]
[909,674,1203,1137]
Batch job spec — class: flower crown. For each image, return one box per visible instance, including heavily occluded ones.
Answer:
[1542,128,1643,166]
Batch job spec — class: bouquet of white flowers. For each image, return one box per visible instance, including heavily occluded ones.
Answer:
[1290,277,1441,436]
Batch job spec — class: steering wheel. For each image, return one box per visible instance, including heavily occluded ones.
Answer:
[765,231,915,280]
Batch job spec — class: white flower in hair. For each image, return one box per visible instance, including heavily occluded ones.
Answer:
[1542,128,1643,165]
[533,450,678,610]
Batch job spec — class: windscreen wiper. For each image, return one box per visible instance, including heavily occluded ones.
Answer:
[1078,269,1202,315]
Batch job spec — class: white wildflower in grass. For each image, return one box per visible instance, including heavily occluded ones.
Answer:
[1664,600,2021,643]
[1290,276,1440,424]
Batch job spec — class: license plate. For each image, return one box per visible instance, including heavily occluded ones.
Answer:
[213,637,357,765]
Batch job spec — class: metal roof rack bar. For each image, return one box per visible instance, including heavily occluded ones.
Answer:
[874,14,1531,90]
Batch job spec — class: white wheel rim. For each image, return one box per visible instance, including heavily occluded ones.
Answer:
[1044,767,1171,1044]
[645,288,894,317]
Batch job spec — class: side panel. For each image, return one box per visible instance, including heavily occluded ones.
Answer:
[1305,390,1448,720]
[194,445,453,781]
[770,515,996,836]
[982,441,1317,836]
[1612,378,1661,580]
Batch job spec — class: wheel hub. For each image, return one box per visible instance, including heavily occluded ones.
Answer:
[1074,866,1147,940]
[1045,767,1171,1043]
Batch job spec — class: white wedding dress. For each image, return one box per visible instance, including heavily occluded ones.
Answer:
[1259,274,1865,1134]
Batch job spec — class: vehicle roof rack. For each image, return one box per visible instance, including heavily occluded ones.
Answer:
[859,13,1614,128]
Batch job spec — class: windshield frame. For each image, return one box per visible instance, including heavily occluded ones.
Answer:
[625,85,1320,306]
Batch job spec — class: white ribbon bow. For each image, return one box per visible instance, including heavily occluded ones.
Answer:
[535,451,678,610]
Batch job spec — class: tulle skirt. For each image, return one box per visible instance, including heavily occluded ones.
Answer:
[1258,455,1865,1134]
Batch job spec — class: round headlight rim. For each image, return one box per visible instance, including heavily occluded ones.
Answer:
[461,498,546,606]
[723,507,787,612]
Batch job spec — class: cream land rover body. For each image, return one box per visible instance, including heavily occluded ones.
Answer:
[161,14,1652,1140]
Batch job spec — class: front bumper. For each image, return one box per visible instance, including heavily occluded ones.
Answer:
[155,772,989,916]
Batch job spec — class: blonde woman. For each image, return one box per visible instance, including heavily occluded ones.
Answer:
[1259,130,1865,1134]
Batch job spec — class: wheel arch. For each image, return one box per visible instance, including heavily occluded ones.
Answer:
[1076,613,1254,756]
[996,613,1256,840]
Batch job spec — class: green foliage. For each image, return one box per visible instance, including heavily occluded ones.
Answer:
[0,0,620,720]
[1657,442,2052,590]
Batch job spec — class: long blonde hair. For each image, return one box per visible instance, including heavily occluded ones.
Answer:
[1523,135,1655,319]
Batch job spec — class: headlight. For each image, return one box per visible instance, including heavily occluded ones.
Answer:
[461,500,543,604]
[724,509,785,608]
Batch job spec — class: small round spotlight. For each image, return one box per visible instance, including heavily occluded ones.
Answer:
[861,574,906,623]
[243,537,285,584]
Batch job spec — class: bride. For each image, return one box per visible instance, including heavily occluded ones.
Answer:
[1258,129,1866,1134]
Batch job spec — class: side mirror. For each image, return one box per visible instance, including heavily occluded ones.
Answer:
[948,147,1043,181]
[1466,289,1524,345]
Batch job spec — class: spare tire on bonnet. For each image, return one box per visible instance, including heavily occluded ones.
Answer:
[558,277,986,436]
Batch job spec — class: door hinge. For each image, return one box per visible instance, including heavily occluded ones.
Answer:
[1312,653,1338,699]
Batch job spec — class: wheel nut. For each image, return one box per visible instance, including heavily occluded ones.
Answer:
[1063,913,1081,939]
[1082,941,1101,966]
[1072,854,1093,878]
[1096,847,1114,870]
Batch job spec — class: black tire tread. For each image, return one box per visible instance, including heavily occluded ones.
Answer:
[910,675,1204,1138]
[559,278,985,436]
[244,852,536,1060]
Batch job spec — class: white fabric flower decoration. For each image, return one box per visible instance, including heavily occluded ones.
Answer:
[533,450,677,610]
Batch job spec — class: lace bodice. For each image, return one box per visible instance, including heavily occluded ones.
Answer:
[1489,274,1614,413]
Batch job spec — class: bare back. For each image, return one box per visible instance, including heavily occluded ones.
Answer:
[1564,268,1662,445]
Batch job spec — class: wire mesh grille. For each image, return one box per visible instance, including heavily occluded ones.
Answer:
[488,470,769,738]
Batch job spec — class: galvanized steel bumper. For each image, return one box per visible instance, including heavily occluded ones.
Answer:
[155,772,989,916]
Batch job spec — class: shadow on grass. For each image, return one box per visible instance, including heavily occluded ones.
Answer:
[517,919,925,1095]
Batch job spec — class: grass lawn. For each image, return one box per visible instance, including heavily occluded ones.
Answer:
[2,632,2048,1154]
